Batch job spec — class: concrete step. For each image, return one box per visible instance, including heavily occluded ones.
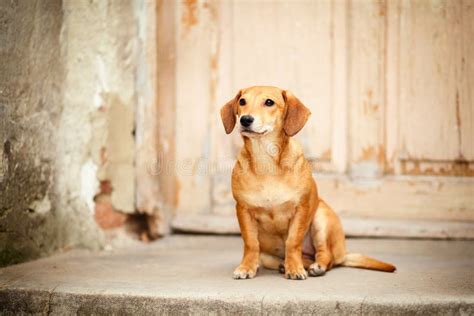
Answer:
[172,214,474,239]
[1,236,473,315]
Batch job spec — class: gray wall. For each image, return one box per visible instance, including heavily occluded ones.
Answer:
[0,0,143,266]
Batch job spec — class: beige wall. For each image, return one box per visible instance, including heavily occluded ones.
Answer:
[169,0,474,237]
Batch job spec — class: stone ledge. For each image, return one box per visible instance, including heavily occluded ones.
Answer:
[1,289,473,315]
[172,214,474,239]
[0,236,473,315]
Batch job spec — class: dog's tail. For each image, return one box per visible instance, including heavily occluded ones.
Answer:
[341,253,396,272]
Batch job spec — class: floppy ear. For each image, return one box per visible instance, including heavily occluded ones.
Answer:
[220,90,241,134]
[282,90,311,137]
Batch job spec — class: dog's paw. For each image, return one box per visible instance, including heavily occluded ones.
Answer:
[284,263,307,280]
[308,263,326,277]
[278,263,285,274]
[233,265,258,279]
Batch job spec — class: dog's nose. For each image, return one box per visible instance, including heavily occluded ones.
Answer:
[240,115,254,127]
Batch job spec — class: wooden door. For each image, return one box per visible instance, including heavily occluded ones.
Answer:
[169,0,474,238]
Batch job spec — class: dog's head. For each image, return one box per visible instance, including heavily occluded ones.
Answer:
[220,86,311,138]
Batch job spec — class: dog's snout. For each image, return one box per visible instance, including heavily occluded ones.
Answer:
[240,115,254,127]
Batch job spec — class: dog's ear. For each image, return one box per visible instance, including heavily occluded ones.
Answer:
[282,90,311,137]
[220,90,241,134]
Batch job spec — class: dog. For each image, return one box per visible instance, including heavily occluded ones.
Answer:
[220,86,396,280]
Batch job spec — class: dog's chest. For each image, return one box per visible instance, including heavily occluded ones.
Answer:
[239,177,301,208]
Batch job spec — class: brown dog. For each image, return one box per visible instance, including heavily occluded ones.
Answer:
[221,86,396,280]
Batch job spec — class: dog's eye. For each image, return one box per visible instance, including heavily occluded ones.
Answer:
[239,98,246,106]
[265,99,274,106]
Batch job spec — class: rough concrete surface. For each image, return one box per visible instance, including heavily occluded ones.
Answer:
[0,236,473,315]
[0,0,146,266]
[0,0,104,267]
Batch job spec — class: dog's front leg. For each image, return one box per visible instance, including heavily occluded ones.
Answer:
[285,205,313,280]
[233,203,259,279]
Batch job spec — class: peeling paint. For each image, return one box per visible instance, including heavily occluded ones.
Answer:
[92,93,135,213]
[99,180,113,195]
[100,147,108,166]
[203,0,218,21]
[455,90,461,129]
[455,89,462,159]
[351,144,386,178]
[319,148,332,161]
[400,160,474,177]
[383,150,397,174]
[358,146,373,163]
[378,3,386,16]
[363,89,380,115]
[28,195,51,215]
[95,55,109,93]
[81,160,99,213]
[181,0,198,36]
[94,200,126,229]
[358,144,385,166]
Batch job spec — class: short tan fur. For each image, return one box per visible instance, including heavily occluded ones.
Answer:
[221,86,396,280]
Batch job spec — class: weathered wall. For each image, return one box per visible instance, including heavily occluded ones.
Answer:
[135,0,176,236]
[169,0,474,237]
[0,0,144,266]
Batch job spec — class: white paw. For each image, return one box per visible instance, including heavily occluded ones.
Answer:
[233,265,257,279]
[308,263,326,277]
